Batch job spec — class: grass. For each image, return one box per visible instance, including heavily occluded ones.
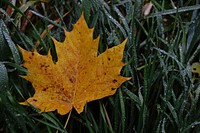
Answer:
[0,0,200,132]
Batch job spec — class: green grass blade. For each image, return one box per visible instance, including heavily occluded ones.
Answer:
[147,4,200,18]
[0,20,21,64]
[0,63,8,92]
[123,87,141,107]
[119,88,125,133]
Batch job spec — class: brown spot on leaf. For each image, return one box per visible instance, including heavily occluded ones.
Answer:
[111,88,116,90]
[108,57,111,61]
[69,78,73,83]
[41,64,45,68]
[33,99,37,102]
[69,77,76,83]
[113,79,117,83]
[45,65,50,68]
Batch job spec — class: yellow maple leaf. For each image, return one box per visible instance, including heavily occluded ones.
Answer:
[20,13,130,115]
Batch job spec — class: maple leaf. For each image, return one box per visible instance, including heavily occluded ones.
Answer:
[20,13,131,115]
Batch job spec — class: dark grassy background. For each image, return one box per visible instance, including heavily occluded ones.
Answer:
[0,0,200,133]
